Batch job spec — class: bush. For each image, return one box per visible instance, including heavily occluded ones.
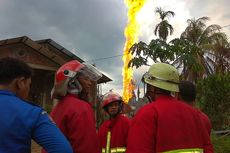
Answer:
[212,134,230,153]
[196,74,230,130]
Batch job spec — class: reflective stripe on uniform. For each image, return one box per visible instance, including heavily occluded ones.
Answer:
[102,147,126,153]
[102,130,126,153]
[163,148,203,153]
[105,131,111,153]
[111,147,126,153]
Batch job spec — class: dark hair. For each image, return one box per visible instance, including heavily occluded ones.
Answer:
[0,57,32,84]
[179,81,196,103]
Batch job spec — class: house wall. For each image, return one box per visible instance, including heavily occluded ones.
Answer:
[0,43,58,107]
[0,39,104,122]
[0,44,59,68]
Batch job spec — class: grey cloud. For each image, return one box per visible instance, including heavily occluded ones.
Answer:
[1,0,229,94]
[0,0,128,92]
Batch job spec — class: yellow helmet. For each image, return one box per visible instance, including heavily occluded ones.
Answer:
[144,63,179,92]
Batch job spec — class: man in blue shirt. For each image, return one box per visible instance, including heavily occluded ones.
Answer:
[0,57,73,153]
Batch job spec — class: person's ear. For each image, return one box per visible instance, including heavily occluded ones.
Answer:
[15,77,26,90]
[175,92,180,100]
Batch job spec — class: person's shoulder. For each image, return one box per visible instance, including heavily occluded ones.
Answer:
[119,114,131,125]
[21,99,42,109]
[17,99,46,121]
[68,98,93,116]
[197,109,210,120]
[62,95,90,109]
[119,114,130,120]
[139,102,154,110]
[98,119,110,130]
[117,114,129,122]
[100,119,109,126]
[135,102,157,118]
[26,100,41,107]
[174,98,194,109]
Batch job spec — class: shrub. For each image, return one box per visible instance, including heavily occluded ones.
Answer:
[212,134,230,153]
[196,74,230,130]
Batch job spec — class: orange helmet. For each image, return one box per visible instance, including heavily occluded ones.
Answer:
[52,60,102,99]
[102,92,123,109]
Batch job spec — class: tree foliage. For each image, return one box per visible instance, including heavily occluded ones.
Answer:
[129,15,230,82]
[176,17,229,81]
[196,74,230,130]
[128,6,230,135]
[154,7,175,41]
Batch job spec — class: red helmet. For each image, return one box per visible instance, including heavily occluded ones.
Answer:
[102,92,123,108]
[56,60,84,83]
[52,60,102,99]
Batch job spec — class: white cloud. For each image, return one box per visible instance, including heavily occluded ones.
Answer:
[0,0,229,99]
[136,0,191,43]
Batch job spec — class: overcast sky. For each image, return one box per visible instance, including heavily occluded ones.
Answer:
[0,0,229,96]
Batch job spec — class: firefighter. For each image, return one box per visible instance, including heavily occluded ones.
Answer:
[42,60,102,153]
[126,63,213,153]
[98,91,131,153]
[178,81,213,138]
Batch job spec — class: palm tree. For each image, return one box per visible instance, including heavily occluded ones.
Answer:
[172,16,229,82]
[210,37,230,74]
[154,7,175,41]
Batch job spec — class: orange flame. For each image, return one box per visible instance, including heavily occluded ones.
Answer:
[122,0,146,103]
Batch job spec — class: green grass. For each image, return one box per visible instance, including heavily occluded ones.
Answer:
[212,134,230,153]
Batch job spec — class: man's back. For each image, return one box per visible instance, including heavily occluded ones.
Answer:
[197,109,212,136]
[50,94,100,153]
[127,95,211,153]
[0,91,39,152]
[152,96,206,151]
[0,90,72,153]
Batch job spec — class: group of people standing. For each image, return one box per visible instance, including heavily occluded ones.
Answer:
[0,57,213,153]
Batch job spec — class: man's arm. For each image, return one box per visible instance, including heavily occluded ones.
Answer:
[33,110,73,153]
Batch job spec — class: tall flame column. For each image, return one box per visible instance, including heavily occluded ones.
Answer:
[122,0,146,103]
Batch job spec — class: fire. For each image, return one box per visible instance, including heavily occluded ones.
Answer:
[122,0,147,103]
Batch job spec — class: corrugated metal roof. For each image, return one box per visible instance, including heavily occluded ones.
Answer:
[0,36,112,83]
[36,39,112,83]
[36,39,84,63]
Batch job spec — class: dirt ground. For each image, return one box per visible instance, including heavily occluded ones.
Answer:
[31,141,41,153]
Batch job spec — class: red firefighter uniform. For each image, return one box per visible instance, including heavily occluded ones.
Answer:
[126,95,213,153]
[198,110,212,136]
[49,94,100,153]
[98,114,131,153]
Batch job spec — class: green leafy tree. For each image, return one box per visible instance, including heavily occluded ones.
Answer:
[128,7,175,68]
[129,15,229,83]
[154,7,175,41]
[128,39,173,68]
[196,74,230,130]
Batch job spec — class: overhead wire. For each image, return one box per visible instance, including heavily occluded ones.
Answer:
[85,24,230,63]
[85,53,129,63]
